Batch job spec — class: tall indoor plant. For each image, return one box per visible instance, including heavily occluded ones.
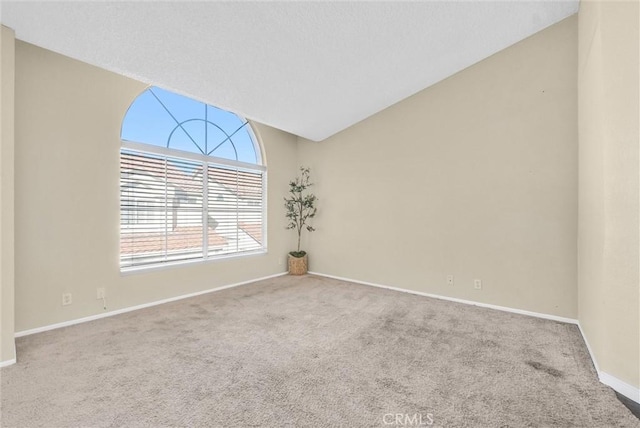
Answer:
[284,167,317,275]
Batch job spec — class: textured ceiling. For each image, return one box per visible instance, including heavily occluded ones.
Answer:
[1,1,578,141]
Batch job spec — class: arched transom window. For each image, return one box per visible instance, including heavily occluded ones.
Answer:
[120,86,266,270]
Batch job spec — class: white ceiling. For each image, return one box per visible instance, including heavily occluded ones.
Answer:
[1,1,578,141]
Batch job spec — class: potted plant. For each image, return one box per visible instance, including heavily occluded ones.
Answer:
[284,167,317,275]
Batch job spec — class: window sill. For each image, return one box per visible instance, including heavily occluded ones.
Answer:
[119,249,268,276]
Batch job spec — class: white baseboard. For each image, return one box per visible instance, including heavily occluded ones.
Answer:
[577,323,601,373]
[311,271,640,404]
[578,323,640,404]
[0,358,16,368]
[599,372,640,404]
[309,271,578,324]
[309,272,640,405]
[11,269,640,405]
[15,272,288,338]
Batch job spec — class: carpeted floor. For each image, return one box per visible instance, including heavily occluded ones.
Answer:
[1,274,638,427]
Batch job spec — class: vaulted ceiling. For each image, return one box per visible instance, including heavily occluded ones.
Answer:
[1,1,578,141]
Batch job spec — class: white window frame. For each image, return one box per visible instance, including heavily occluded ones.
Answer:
[120,138,267,273]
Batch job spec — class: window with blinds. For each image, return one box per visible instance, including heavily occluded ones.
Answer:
[120,87,265,270]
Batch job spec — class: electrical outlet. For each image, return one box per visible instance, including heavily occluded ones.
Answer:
[96,288,106,299]
[62,293,72,306]
[447,275,454,286]
[278,258,283,266]
[474,279,482,290]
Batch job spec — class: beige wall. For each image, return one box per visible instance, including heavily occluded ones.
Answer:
[13,41,298,332]
[578,0,640,391]
[298,16,578,318]
[0,26,16,363]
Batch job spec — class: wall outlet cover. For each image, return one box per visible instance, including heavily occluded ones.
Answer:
[62,293,72,306]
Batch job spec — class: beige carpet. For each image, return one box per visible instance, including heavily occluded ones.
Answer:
[1,274,638,427]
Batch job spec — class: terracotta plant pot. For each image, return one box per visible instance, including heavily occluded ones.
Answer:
[288,254,308,275]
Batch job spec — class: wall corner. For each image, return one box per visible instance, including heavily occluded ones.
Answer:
[0,24,17,365]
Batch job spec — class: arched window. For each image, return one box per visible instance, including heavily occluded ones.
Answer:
[120,87,266,270]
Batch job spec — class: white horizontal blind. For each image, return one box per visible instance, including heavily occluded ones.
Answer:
[120,149,264,269]
[207,166,263,256]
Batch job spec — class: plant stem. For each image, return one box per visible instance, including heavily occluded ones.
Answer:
[297,188,303,252]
